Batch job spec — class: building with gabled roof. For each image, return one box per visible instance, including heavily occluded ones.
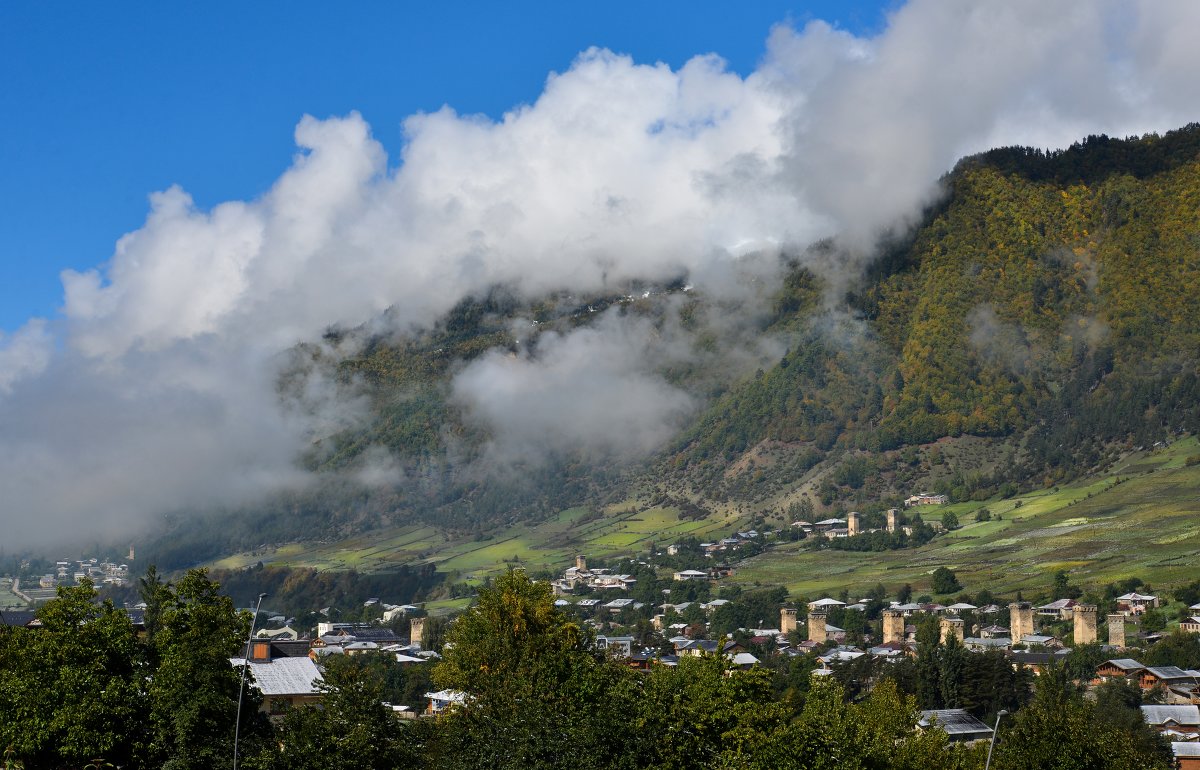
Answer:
[1037,598,1077,619]
[1096,658,1146,681]
[1140,666,1200,691]
[1172,742,1200,770]
[1142,704,1200,733]
[1115,592,1160,615]
[231,639,323,716]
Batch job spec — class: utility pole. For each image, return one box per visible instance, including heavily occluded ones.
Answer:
[984,709,1009,770]
[233,592,268,770]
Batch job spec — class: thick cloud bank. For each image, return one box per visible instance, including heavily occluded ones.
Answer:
[1,0,1198,547]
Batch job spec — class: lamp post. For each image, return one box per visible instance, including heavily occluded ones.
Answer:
[233,592,268,770]
[984,709,1009,770]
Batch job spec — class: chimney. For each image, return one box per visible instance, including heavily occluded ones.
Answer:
[886,509,899,533]
[883,609,905,644]
[1108,613,1130,649]
[847,512,862,537]
[940,617,964,644]
[249,639,271,663]
[808,610,828,644]
[575,554,587,572]
[1009,602,1034,644]
[410,617,426,648]
[1073,604,1098,645]
[780,607,798,635]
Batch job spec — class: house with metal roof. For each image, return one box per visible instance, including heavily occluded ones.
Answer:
[1140,666,1200,691]
[1142,705,1200,734]
[424,689,467,715]
[1115,592,1160,614]
[1096,658,1146,681]
[1172,742,1200,770]
[1036,598,1077,619]
[230,641,323,716]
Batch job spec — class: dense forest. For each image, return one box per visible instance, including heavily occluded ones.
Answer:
[139,124,1200,566]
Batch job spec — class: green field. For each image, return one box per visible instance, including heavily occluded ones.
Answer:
[734,438,1200,598]
[206,438,1200,604]
[210,501,741,584]
[0,578,28,609]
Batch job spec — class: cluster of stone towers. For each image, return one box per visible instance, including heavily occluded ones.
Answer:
[777,597,1129,649]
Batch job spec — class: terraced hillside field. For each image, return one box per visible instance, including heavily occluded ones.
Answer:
[211,501,743,583]
[732,437,1200,598]
[208,438,1200,611]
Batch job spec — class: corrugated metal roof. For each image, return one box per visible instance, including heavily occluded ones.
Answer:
[230,656,323,696]
[919,710,993,735]
[1146,666,1194,680]
[1173,742,1200,757]
[1142,705,1200,726]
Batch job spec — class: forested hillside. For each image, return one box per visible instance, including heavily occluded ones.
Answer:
[144,125,1200,568]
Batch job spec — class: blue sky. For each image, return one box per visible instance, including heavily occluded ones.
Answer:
[0,1,890,334]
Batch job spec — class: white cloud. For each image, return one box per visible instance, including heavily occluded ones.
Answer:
[0,319,52,394]
[451,311,696,465]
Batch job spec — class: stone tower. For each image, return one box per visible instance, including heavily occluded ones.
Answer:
[1108,613,1130,648]
[780,607,798,635]
[940,616,964,644]
[847,512,862,537]
[808,610,828,644]
[1073,604,1098,645]
[1009,602,1034,644]
[410,617,426,648]
[883,609,905,644]
[886,509,899,533]
[575,554,587,572]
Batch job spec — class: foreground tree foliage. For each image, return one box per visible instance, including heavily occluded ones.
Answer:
[268,655,421,770]
[0,582,142,767]
[148,570,266,769]
[0,570,264,770]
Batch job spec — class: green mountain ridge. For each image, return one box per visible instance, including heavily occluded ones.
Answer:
[145,125,1200,589]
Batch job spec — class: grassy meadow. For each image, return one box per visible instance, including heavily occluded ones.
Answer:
[735,437,1200,598]
[207,437,1200,606]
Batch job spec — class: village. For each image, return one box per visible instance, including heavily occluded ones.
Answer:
[3,501,1200,767]
[7,538,1198,766]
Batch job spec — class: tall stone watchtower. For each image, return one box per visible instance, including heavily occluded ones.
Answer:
[940,617,964,644]
[1009,602,1034,644]
[847,512,862,537]
[1108,613,1131,648]
[410,617,426,649]
[886,509,899,533]
[780,607,798,635]
[575,554,588,572]
[882,609,905,644]
[1073,604,1098,645]
[808,610,828,644]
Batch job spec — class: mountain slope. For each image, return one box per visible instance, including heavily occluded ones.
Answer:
[147,125,1200,573]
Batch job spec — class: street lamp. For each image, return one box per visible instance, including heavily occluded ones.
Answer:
[233,592,268,770]
[984,709,1009,770]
